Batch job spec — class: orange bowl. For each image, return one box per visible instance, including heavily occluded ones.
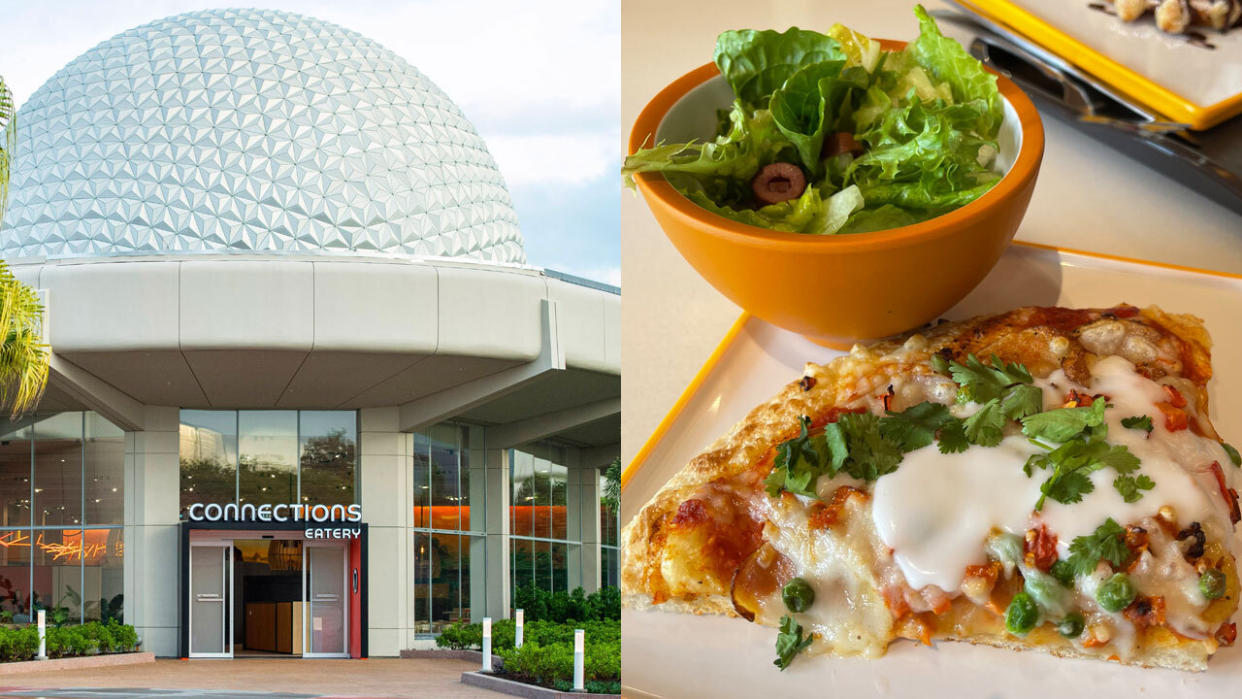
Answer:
[629,40,1044,347]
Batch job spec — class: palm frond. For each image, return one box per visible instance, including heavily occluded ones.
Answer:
[0,74,13,226]
[0,261,48,419]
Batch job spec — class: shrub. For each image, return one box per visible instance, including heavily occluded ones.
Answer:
[0,621,138,662]
[511,585,621,623]
[497,638,620,685]
[435,618,620,653]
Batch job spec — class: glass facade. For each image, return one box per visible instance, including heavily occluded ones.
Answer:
[600,469,620,588]
[0,412,124,624]
[510,446,572,593]
[411,424,486,635]
[179,410,357,517]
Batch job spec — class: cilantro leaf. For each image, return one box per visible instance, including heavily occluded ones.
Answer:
[1041,469,1094,507]
[1025,423,1145,510]
[963,398,1005,447]
[774,615,813,670]
[836,412,903,481]
[766,416,837,498]
[1066,519,1128,577]
[1224,442,1241,468]
[1001,383,1044,421]
[1121,415,1153,434]
[1114,473,1155,503]
[1021,400,1106,443]
[945,353,1034,404]
[937,419,969,453]
[880,401,959,453]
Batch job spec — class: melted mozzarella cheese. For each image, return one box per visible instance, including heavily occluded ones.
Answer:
[872,435,1043,591]
[871,355,1234,606]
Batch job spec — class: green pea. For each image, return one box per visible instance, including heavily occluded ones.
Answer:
[1056,612,1085,638]
[1049,560,1074,587]
[781,577,816,613]
[1005,592,1038,635]
[1200,569,1226,600]
[1096,573,1136,613]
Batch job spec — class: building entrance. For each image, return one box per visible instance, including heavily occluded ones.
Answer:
[181,523,365,659]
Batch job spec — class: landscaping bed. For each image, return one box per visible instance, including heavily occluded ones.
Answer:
[0,620,141,662]
[437,586,620,695]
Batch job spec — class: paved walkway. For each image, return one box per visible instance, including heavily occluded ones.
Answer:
[0,658,504,699]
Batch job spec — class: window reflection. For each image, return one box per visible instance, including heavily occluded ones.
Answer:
[83,528,124,622]
[298,411,356,508]
[238,411,297,507]
[85,414,124,525]
[411,423,486,637]
[180,410,238,517]
[0,412,125,625]
[34,414,83,527]
[180,410,358,515]
[32,528,81,621]
[0,528,30,621]
[0,426,31,529]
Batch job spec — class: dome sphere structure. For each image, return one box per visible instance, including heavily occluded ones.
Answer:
[0,9,526,263]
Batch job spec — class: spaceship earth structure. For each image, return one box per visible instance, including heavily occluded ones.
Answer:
[0,8,526,263]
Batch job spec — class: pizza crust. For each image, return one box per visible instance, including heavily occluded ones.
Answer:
[622,305,1236,670]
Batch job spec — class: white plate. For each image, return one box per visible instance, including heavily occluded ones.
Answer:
[621,242,1242,698]
[1007,0,1242,108]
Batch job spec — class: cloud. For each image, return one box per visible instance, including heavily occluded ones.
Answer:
[485,129,620,188]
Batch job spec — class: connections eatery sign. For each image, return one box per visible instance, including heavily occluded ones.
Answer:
[187,502,364,539]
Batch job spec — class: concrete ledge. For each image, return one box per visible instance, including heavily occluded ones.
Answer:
[399,648,504,669]
[461,671,620,698]
[0,651,154,675]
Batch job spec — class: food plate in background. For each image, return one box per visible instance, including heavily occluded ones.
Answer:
[620,242,1242,697]
[958,0,1242,129]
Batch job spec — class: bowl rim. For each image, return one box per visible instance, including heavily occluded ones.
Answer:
[628,38,1045,254]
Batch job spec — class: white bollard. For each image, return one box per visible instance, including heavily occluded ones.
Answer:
[573,628,584,692]
[482,617,492,672]
[36,609,47,660]
[515,609,524,649]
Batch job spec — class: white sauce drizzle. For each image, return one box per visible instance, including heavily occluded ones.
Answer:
[870,355,1236,637]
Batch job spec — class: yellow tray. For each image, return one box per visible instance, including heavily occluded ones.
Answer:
[960,0,1242,130]
[621,242,1242,696]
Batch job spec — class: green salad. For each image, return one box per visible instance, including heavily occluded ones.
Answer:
[622,6,1006,236]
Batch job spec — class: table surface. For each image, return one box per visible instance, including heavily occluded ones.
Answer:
[619,0,1242,467]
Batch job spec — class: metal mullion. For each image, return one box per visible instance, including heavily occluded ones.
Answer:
[234,411,240,506]
[80,412,85,624]
[295,411,301,506]
[28,417,34,617]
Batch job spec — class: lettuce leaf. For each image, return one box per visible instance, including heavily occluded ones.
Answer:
[622,102,787,185]
[906,5,1003,137]
[713,28,845,109]
[771,64,870,174]
[837,204,918,234]
[848,97,999,216]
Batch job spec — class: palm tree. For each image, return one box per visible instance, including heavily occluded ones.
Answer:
[0,75,49,418]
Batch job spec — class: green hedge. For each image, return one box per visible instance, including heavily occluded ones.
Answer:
[511,585,620,623]
[497,639,620,686]
[436,617,620,692]
[0,621,139,662]
[435,618,619,652]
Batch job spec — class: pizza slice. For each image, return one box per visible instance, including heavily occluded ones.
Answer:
[622,305,1241,671]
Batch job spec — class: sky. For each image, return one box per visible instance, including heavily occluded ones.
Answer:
[0,0,620,286]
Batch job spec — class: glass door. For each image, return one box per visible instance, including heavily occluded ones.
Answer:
[189,542,232,657]
[304,543,348,657]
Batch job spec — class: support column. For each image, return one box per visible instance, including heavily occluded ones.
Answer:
[483,434,511,619]
[466,428,489,622]
[123,406,180,656]
[358,407,409,657]
[566,458,603,593]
